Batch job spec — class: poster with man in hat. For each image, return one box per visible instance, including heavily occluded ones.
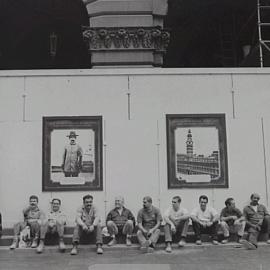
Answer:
[50,129,95,185]
[62,131,83,177]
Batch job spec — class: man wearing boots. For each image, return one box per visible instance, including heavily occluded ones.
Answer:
[70,194,103,255]
[137,196,162,253]
[36,198,67,253]
[242,193,270,250]
[10,195,45,250]
[106,196,135,246]
[220,197,245,244]
[191,195,219,245]
[164,196,190,253]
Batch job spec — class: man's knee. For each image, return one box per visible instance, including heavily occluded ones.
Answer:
[126,220,133,226]
[220,221,227,227]
[107,221,115,227]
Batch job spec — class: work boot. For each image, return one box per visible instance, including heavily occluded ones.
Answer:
[70,245,78,255]
[221,237,229,244]
[31,237,38,248]
[97,245,103,254]
[36,240,44,254]
[196,239,202,245]
[126,237,132,246]
[59,239,66,252]
[178,238,186,247]
[165,243,172,253]
[10,238,18,250]
[107,237,117,246]
[212,240,219,245]
[241,239,257,250]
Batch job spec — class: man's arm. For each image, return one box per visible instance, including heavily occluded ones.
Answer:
[75,208,86,227]
[190,208,202,224]
[127,210,136,226]
[137,210,147,233]
[106,210,113,224]
[243,207,257,228]
[149,209,162,234]
[163,208,174,227]
[92,206,100,226]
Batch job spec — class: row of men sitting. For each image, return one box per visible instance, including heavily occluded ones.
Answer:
[8,193,270,254]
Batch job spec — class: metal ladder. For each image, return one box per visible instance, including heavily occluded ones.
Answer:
[257,0,270,66]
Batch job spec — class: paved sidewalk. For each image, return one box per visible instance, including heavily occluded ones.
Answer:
[0,244,269,270]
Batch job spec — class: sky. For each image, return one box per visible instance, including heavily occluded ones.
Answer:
[175,127,219,156]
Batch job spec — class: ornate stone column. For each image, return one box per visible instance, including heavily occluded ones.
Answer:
[83,0,170,67]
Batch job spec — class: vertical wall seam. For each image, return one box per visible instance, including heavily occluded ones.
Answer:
[156,120,161,208]
[103,119,108,220]
[22,76,27,122]
[127,76,131,120]
[261,117,269,206]
[230,74,236,119]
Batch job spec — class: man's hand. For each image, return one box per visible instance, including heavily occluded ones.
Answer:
[200,221,207,228]
[206,221,213,227]
[82,224,89,232]
[231,216,238,221]
[171,225,176,233]
[147,228,154,236]
[89,225,95,232]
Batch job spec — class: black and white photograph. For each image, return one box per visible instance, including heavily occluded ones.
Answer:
[167,114,229,189]
[1,0,270,269]
[42,116,103,191]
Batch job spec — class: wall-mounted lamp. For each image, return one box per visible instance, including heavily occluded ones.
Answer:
[49,32,58,58]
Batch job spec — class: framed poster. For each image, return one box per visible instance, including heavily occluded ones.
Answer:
[42,116,103,191]
[166,114,228,189]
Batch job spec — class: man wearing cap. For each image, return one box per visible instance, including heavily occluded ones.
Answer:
[137,196,162,253]
[10,195,46,250]
[242,193,270,250]
[62,130,83,177]
[36,198,67,253]
[106,196,135,246]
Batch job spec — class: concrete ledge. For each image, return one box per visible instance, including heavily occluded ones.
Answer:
[1,226,268,247]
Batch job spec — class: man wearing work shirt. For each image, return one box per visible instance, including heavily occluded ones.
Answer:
[137,196,162,253]
[10,195,45,250]
[220,197,245,244]
[106,196,135,246]
[242,193,270,250]
[70,194,103,255]
[37,198,67,253]
[164,196,190,253]
[191,195,219,245]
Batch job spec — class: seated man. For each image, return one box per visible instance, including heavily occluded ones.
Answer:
[106,196,135,246]
[10,195,45,250]
[242,193,270,250]
[220,197,245,244]
[191,195,219,245]
[164,196,190,253]
[137,196,162,253]
[37,198,67,253]
[70,194,103,255]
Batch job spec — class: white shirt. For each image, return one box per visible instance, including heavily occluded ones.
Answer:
[191,206,218,223]
[164,206,189,225]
